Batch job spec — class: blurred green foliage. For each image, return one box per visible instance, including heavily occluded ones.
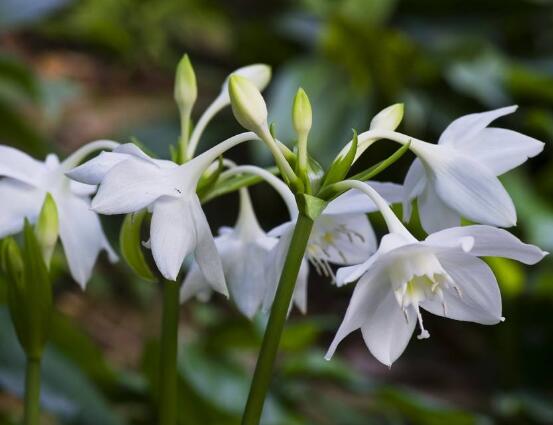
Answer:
[1,0,553,424]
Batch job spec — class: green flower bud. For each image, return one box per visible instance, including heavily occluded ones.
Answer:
[228,75,268,132]
[174,54,197,113]
[370,103,404,131]
[292,87,312,139]
[35,193,58,266]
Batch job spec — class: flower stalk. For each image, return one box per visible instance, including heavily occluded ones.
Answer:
[158,280,180,425]
[23,357,41,425]
[241,213,314,425]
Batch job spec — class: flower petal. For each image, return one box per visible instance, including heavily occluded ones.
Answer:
[402,158,426,222]
[438,105,517,146]
[324,181,404,215]
[422,250,503,324]
[67,151,133,185]
[325,263,391,360]
[0,146,45,186]
[57,193,118,288]
[460,127,544,176]
[92,159,180,214]
[150,197,195,281]
[191,196,228,296]
[180,262,213,303]
[418,183,460,233]
[361,289,416,367]
[425,225,547,264]
[416,144,516,227]
[0,179,43,237]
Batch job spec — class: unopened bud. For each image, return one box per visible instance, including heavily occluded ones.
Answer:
[36,193,58,266]
[292,87,312,139]
[174,54,197,112]
[228,75,268,132]
[370,103,404,131]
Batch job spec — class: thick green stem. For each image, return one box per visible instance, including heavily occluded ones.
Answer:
[159,280,180,425]
[24,357,41,425]
[241,214,314,425]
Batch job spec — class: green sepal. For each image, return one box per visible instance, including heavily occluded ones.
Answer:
[2,221,53,359]
[349,140,411,182]
[120,210,156,282]
[321,129,358,188]
[196,156,224,198]
[296,193,327,221]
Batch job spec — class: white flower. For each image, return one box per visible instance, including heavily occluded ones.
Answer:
[0,143,119,287]
[326,181,546,367]
[68,133,259,290]
[181,188,281,318]
[403,106,544,232]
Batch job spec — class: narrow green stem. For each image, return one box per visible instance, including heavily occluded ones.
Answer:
[24,357,41,425]
[179,111,191,163]
[242,214,314,425]
[159,280,180,425]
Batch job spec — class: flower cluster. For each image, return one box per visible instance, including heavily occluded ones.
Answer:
[0,56,546,376]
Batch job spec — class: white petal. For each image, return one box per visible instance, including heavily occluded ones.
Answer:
[310,214,376,265]
[0,146,45,186]
[402,159,426,222]
[57,193,117,288]
[92,159,180,214]
[324,181,404,215]
[150,197,195,281]
[417,144,516,227]
[70,180,97,196]
[325,263,391,360]
[418,183,460,233]
[422,250,503,324]
[425,225,547,264]
[0,179,43,237]
[292,259,309,314]
[438,105,517,147]
[191,196,228,296]
[180,262,213,303]
[461,127,544,176]
[67,151,132,185]
[361,289,416,367]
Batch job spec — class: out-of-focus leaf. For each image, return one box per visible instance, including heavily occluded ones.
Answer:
[120,210,156,283]
[0,309,125,425]
[0,0,69,30]
[486,257,524,298]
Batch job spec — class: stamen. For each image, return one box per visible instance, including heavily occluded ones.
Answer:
[415,305,430,340]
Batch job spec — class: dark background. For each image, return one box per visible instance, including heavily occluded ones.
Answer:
[0,0,552,424]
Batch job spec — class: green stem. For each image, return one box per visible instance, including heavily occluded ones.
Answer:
[242,214,314,425]
[24,357,41,425]
[179,112,191,163]
[159,280,180,425]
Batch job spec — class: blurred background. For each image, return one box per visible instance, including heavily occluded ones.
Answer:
[1,0,553,424]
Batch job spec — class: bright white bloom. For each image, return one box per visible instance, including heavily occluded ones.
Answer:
[0,142,119,287]
[68,133,259,291]
[403,106,544,232]
[326,181,546,367]
[180,165,306,316]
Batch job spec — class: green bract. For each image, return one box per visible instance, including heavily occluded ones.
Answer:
[120,210,156,282]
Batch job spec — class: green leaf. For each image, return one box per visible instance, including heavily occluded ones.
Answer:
[349,140,411,182]
[119,210,156,282]
[320,129,358,188]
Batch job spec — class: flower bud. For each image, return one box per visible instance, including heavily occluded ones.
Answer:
[36,193,58,266]
[292,87,312,139]
[370,103,404,131]
[223,64,271,97]
[174,54,197,113]
[228,75,268,132]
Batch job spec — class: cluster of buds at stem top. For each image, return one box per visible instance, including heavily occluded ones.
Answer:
[228,75,301,191]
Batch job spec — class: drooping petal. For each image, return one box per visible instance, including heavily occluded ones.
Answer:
[422,250,503,324]
[0,145,46,186]
[361,289,417,367]
[415,143,516,227]
[325,263,391,360]
[191,196,228,296]
[57,193,118,288]
[150,196,195,281]
[417,184,460,233]
[324,182,404,215]
[70,180,97,197]
[438,105,517,147]
[460,127,544,176]
[425,225,547,265]
[292,259,310,314]
[180,261,214,303]
[402,159,426,222]
[0,179,44,237]
[67,151,133,185]
[92,159,180,214]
